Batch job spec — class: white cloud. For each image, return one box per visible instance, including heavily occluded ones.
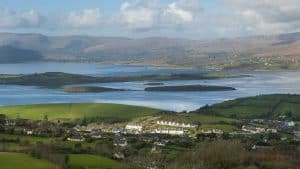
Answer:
[164,2,193,23]
[1,0,300,39]
[216,0,300,34]
[0,8,44,28]
[64,8,101,28]
[116,1,159,30]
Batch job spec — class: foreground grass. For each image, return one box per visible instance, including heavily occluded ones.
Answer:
[0,103,161,122]
[0,152,58,169]
[69,154,122,169]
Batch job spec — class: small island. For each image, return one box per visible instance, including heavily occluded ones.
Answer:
[64,86,127,93]
[0,72,249,88]
[144,82,164,86]
[145,84,235,92]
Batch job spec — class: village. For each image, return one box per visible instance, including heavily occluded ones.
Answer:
[1,112,300,160]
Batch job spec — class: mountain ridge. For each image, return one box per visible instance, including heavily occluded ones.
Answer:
[0,32,300,70]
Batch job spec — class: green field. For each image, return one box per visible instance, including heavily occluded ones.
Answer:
[195,94,300,119]
[0,103,161,122]
[69,154,121,169]
[0,152,58,169]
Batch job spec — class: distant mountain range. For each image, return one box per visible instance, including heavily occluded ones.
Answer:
[0,32,300,70]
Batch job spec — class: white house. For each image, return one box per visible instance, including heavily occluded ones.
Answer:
[67,135,85,142]
[242,125,265,134]
[24,129,33,135]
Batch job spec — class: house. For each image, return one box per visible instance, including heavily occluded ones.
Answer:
[90,129,102,139]
[113,152,125,159]
[251,142,271,150]
[91,131,102,139]
[266,128,277,133]
[154,128,184,135]
[140,135,158,142]
[67,135,85,142]
[285,121,295,127]
[154,141,166,147]
[24,128,34,135]
[151,145,162,153]
[125,124,143,134]
[294,131,300,141]
[113,135,128,147]
[111,128,125,134]
[242,125,265,134]
[5,120,16,126]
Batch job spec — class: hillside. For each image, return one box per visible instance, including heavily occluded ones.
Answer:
[0,45,43,63]
[193,94,300,120]
[0,152,58,169]
[0,103,161,122]
[0,32,300,69]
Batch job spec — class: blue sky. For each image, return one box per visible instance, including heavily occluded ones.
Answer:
[0,0,299,39]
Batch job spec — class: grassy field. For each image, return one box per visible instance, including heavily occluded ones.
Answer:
[0,103,161,122]
[0,152,58,169]
[0,133,52,144]
[195,94,300,119]
[69,154,121,169]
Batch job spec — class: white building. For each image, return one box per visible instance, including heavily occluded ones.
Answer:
[125,124,143,132]
[154,128,184,135]
[242,125,265,134]
[67,135,85,142]
[156,121,197,128]
[285,121,295,127]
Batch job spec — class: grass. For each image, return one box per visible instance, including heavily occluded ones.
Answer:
[0,152,58,169]
[0,133,52,144]
[0,103,161,122]
[195,94,300,119]
[157,113,239,124]
[69,154,122,169]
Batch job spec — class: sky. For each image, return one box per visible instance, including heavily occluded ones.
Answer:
[0,0,300,39]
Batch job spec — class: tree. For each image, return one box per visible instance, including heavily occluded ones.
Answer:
[0,114,6,126]
[0,114,6,132]
[81,115,88,126]
[43,114,48,121]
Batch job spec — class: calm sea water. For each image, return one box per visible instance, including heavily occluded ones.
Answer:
[0,62,299,111]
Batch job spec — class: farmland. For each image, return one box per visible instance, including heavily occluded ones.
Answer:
[0,152,58,169]
[0,103,161,122]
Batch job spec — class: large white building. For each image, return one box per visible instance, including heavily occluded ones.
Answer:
[125,124,143,134]
[156,120,197,128]
[154,128,185,135]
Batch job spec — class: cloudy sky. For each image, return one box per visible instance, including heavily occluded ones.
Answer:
[0,0,299,39]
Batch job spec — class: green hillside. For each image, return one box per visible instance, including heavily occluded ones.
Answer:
[0,103,161,122]
[194,94,300,119]
[69,154,122,169]
[0,152,58,169]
